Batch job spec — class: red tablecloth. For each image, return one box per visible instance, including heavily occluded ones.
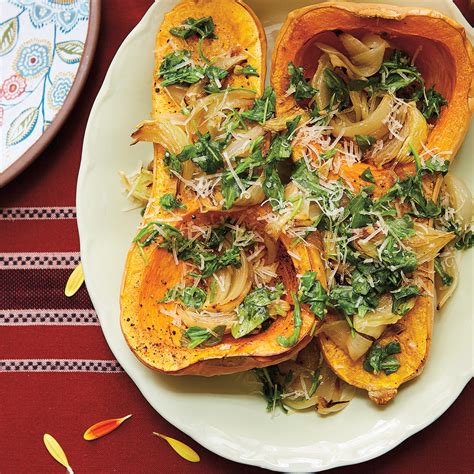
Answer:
[1,1,473,472]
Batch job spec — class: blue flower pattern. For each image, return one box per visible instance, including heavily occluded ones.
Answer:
[49,75,73,109]
[15,42,51,78]
[11,0,89,33]
[1,0,89,170]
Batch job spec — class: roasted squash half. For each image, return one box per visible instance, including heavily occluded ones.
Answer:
[132,0,267,219]
[270,2,473,404]
[272,2,473,158]
[121,207,315,375]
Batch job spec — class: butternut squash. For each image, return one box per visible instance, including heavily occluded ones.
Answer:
[271,2,473,404]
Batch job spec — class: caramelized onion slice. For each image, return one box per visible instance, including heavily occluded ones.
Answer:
[131,119,190,154]
[435,244,459,310]
[407,222,455,265]
[319,320,373,361]
[443,173,473,229]
[331,95,392,139]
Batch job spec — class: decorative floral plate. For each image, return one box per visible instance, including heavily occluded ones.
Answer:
[0,0,100,187]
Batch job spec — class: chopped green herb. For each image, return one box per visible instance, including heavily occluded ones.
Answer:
[232,284,285,339]
[324,69,349,108]
[288,62,317,101]
[181,325,225,349]
[234,64,259,76]
[203,65,228,93]
[159,50,205,87]
[320,147,338,161]
[363,341,401,375]
[253,367,288,413]
[276,292,302,348]
[241,86,275,124]
[159,285,207,309]
[263,163,284,208]
[169,16,217,40]
[434,257,453,287]
[420,86,448,120]
[360,168,376,184]
[355,135,376,152]
[299,271,327,319]
[159,193,186,211]
[174,132,226,173]
[133,221,244,277]
[385,215,415,240]
[308,368,321,397]
[455,230,474,250]
[391,285,420,316]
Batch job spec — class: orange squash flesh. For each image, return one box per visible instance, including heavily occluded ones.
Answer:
[271,2,473,404]
[121,207,315,376]
[142,0,267,220]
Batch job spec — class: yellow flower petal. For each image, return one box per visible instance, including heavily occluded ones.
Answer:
[65,263,84,297]
[153,432,200,463]
[43,433,74,473]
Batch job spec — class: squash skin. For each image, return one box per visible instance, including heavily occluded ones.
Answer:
[271,2,473,404]
[121,207,315,376]
[143,0,267,220]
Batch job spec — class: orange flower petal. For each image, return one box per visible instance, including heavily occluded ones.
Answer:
[83,414,132,441]
[153,432,200,462]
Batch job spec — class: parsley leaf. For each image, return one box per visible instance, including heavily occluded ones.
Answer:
[232,284,285,339]
[385,215,415,240]
[169,16,217,40]
[203,65,228,93]
[181,325,225,349]
[176,132,225,173]
[133,221,243,277]
[159,285,207,309]
[355,135,376,152]
[288,62,317,101]
[277,292,302,348]
[234,64,259,76]
[360,167,376,184]
[159,50,205,87]
[391,285,420,316]
[253,367,288,413]
[420,86,448,120]
[434,257,453,287]
[263,163,284,208]
[363,341,401,375]
[299,271,327,319]
[159,193,186,211]
[380,236,417,273]
[324,69,349,108]
[241,86,275,124]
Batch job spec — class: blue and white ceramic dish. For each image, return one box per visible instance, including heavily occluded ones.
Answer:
[0,0,100,186]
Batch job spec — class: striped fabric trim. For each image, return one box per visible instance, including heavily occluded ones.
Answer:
[0,309,99,326]
[0,359,123,373]
[0,252,80,269]
[0,207,77,220]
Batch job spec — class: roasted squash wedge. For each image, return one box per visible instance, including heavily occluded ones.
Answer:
[270,2,473,404]
[272,2,474,158]
[131,0,267,219]
[121,206,315,375]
